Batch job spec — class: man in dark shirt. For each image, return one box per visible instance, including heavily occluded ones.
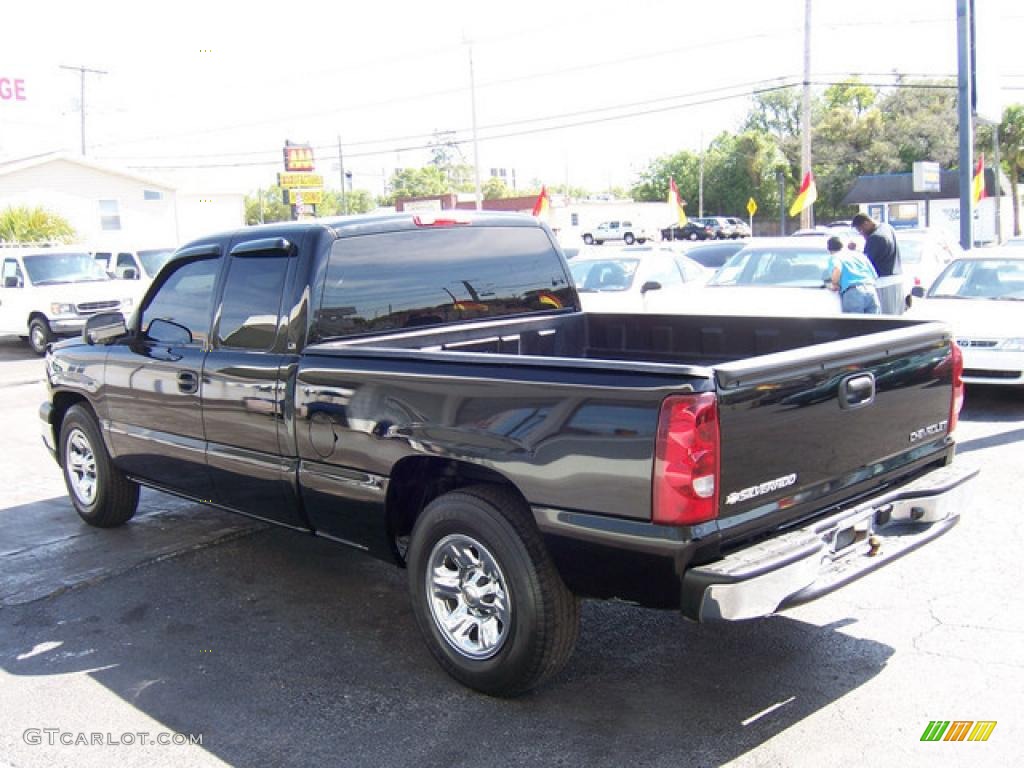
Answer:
[851,213,901,277]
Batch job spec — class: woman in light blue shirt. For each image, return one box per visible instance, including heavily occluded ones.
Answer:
[827,236,881,314]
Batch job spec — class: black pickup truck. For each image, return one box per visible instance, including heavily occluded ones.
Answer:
[41,212,975,696]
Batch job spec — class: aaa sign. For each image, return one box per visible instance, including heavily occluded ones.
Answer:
[0,78,27,101]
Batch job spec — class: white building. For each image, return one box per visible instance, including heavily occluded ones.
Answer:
[0,152,244,249]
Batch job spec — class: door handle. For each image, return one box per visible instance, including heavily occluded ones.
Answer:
[177,370,199,394]
[839,373,875,410]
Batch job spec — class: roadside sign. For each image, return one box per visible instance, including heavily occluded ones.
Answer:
[746,197,758,217]
[912,162,941,193]
[278,172,323,189]
[283,188,323,206]
[283,144,315,172]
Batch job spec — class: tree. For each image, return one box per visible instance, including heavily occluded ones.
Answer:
[482,177,511,200]
[382,166,451,205]
[977,103,1024,236]
[0,205,76,243]
[879,81,958,170]
[243,186,291,225]
[630,150,700,205]
[318,189,377,215]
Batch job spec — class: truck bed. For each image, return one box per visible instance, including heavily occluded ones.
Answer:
[304,310,956,551]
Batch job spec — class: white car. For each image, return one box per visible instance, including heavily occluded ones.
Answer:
[896,228,962,294]
[568,246,708,313]
[647,239,842,316]
[0,248,136,354]
[908,249,1024,386]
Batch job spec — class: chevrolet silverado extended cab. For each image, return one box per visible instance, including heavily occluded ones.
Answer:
[41,212,975,696]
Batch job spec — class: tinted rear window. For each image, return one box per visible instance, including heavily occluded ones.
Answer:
[316,226,574,339]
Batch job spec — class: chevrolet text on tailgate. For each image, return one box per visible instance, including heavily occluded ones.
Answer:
[40,212,976,696]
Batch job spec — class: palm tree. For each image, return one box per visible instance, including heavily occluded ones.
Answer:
[0,205,77,244]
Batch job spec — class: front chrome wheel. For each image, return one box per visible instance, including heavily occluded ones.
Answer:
[65,428,98,506]
[426,534,511,660]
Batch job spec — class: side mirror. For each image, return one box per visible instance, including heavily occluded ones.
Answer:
[146,317,193,345]
[640,281,662,294]
[83,312,127,345]
[3,276,19,288]
[121,267,138,280]
[911,286,925,299]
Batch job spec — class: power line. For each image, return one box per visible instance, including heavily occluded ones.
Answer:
[124,82,800,170]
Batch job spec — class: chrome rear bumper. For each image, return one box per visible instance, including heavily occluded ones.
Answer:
[682,462,978,622]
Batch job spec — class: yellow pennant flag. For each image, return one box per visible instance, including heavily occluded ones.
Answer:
[789,171,817,217]
[668,178,687,225]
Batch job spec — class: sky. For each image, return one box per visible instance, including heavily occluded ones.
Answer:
[0,0,1021,197]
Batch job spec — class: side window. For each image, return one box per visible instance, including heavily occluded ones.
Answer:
[317,227,573,339]
[2,259,23,287]
[141,257,221,345]
[116,253,138,278]
[216,254,289,350]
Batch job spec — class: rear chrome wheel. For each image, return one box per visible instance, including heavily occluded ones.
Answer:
[407,486,580,696]
[427,534,511,660]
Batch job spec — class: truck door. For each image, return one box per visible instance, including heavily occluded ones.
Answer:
[104,244,221,499]
[202,237,308,530]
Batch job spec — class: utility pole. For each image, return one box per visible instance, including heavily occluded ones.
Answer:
[466,40,483,211]
[956,0,974,250]
[59,64,107,156]
[337,135,347,215]
[800,0,813,229]
[993,124,1002,242]
[698,131,705,218]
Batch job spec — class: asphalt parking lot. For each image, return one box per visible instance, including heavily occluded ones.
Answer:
[0,336,1021,768]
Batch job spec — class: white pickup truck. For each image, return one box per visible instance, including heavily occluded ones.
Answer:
[1,247,136,354]
[581,220,649,245]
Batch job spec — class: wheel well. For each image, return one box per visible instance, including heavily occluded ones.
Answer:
[28,311,48,326]
[385,457,527,563]
[49,392,93,463]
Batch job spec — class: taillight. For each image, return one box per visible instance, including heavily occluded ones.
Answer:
[653,393,720,526]
[949,342,965,433]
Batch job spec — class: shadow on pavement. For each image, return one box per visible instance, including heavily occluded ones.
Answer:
[0,526,894,767]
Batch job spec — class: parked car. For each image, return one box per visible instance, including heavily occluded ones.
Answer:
[568,245,707,312]
[677,240,748,270]
[695,216,733,239]
[661,219,714,241]
[0,247,136,354]
[581,220,649,245]
[646,239,842,316]
[896,228,962,294]
[725,217,752,238]
[908,249,1024,386]
[41,212,972,696]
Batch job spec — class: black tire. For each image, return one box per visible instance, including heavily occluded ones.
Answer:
[637,237,647,244]
[594,240,603,245]
[624,233,635,245]
[407,485,580,697]
[59,404,139,528]
[582,234,594,245]
[688,232,698,241]
[28,317,53,356]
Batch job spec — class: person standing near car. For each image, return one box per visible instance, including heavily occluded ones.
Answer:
[827,236,881,314]
[851,213,901,277]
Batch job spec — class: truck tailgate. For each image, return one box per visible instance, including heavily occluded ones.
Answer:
[711,322,958,547]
